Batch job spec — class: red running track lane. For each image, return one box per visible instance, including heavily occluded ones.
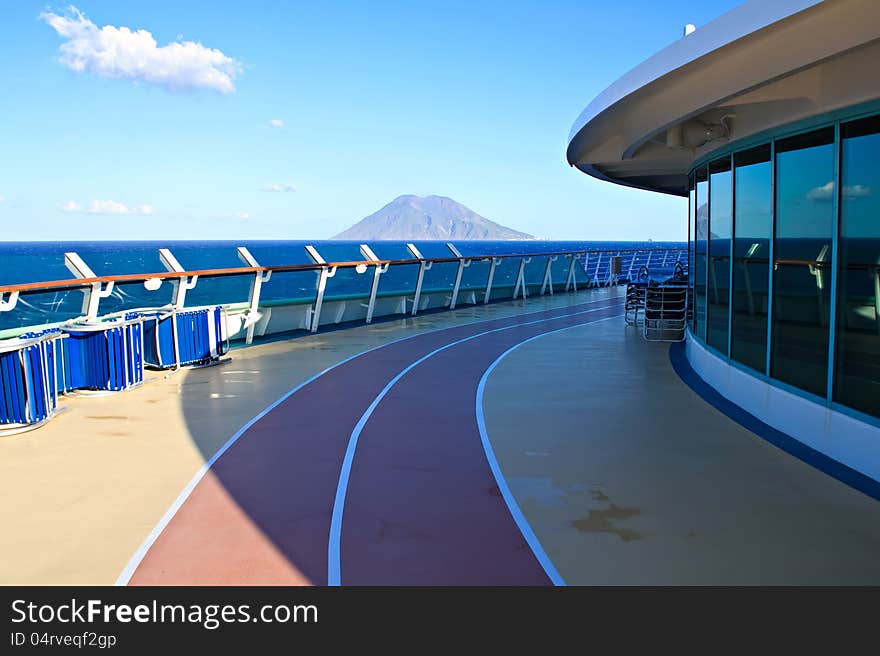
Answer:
[338,304,623,584]
[126,296,623,585]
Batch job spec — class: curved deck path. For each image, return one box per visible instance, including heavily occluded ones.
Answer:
[123,295,623,586]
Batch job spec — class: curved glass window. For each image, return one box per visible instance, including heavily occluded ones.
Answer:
[771,127,835,397]
[689,173,696,331]
[688,113,880,421]
[835,116,880,417]
[731,145,772,372]
[707,157,732,354]
[694,166,708,341]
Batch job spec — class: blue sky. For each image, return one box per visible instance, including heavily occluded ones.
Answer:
[0,0,742,241]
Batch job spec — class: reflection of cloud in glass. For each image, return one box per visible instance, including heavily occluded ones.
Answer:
[807,181,834,200]
[807,181,873,201]
[844,184,873,198]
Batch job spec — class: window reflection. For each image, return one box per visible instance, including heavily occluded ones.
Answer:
[688,115,880,420]
[835,116,880,417]
[771,127,835,397]
[689,173,696,331]
[695,166,708,341]
[707,157,732,354]
[731,145,772,372]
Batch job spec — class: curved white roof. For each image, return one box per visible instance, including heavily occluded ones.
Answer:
[566,0,880,195]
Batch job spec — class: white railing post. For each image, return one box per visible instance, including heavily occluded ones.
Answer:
[565,254,579,292]
[305,245,337,332]
[446,243,471,310]
[484,257,502,304]
[237,247,272,344]
[627,252,637,282]
[0,291,20,314]
[360,244,389,323]
[159,248,198,310]
[540,256,557,295]
[513,257,531,299]
[406,243,432,316]
[64,251,114,321]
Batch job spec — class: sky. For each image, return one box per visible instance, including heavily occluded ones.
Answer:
[0,0,743,242]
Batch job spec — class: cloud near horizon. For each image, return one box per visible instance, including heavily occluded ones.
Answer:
[807,181,873,201]
[261,183,296,192]
[57,199,154,215]
[40,6,242,94]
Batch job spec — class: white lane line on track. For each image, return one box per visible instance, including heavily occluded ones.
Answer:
[475,313,622,587]
[327,306,623,586]
[115,294,622,586]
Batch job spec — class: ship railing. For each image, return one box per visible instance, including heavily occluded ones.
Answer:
[0,243,686,345]
[0,242,686,433]
[583,248,688,287]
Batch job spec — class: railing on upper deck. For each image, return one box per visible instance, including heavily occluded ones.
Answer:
[0,243,688,344]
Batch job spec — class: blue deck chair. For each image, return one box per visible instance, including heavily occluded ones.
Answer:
[140,306,228,369]
[59,316,145,393]
[0,330,65,434]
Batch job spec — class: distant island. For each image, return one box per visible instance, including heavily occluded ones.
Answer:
[332,194,535,240]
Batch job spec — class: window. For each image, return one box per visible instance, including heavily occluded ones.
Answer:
[707,157,732,354]
[731,145,772,372]
[695,166,708,341]
[689,173,696,330]
[834,116,880,418]
[771,127,835,397]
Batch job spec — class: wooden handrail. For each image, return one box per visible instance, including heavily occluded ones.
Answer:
[0,246,686,295]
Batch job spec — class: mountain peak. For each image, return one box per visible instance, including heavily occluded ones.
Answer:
[333,195,534,241]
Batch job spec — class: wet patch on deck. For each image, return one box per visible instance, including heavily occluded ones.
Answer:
[571,488,643,542]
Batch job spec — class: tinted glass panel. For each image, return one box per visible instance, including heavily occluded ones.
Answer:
[689,173,696,330]
[731,145,772,372]
[771,127,835,396]
[707,157,732,353]
[695,166,708,340]
[834,116,880,417]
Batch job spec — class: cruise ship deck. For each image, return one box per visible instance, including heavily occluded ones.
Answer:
[4,287,880,586]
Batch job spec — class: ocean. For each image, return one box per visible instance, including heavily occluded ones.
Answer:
[0,240,684,331]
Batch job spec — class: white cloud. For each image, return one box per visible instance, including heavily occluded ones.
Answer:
[807,181,835,201]
[238,213,250,219]
[57,200,82,212]
[88,199,153,215]
[261,183,296,192]
[807,181,873,201]
[268,119,285,128]
[57,199,153,214]
[88,199,130,214]
[0,195,5,205]
[40,7,242,94]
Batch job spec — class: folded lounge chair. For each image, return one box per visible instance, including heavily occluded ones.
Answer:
[140,306,228,369]
[0,330,65,434]
[59,315,145,394]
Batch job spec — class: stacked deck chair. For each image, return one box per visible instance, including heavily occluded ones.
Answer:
[0,329,65,434]
[59,315,145,394]
[624,266,651,325]
[140,306,228,370]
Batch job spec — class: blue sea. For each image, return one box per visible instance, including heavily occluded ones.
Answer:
[0,240,683,331]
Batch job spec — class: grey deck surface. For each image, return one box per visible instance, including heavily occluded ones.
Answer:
[482,317,880,585]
